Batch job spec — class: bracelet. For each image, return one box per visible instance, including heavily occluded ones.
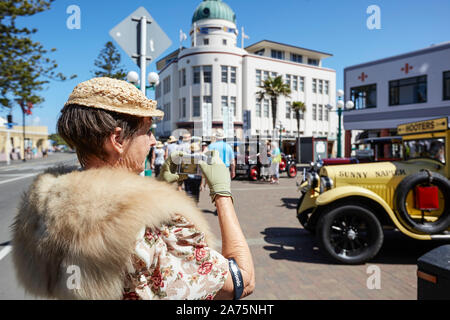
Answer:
[228,258,244,300]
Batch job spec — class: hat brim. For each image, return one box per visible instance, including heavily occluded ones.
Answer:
[64,98,164,119]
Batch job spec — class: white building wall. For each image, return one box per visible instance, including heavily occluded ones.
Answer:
[344,43,450,131]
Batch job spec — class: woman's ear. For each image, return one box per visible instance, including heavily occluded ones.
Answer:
[109,127,124,155]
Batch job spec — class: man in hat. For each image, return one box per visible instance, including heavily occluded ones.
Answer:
[165,135,178,160]
[208,129,235,179]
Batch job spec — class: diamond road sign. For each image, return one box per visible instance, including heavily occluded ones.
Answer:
[109,7,172,67]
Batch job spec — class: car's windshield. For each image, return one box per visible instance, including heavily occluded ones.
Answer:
[403,138,446,164]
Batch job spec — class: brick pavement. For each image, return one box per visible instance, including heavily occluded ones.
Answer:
[196,175,450,300]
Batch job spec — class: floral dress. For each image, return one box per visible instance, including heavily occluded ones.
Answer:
[122,215,229,300]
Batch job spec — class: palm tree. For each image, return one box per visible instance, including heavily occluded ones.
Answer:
[256,76,291,134]
[291,101,306,139]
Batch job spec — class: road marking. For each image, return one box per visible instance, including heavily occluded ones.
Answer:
[0,173,38,185]
[0,245,12,261]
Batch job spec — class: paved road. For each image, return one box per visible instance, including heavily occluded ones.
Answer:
[1,154,448,299]
[0,153,79,299]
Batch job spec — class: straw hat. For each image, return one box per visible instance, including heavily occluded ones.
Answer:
[167,136,177,143]
[214,129,225,140]
[156,141,164,148]
[190,142,201,153]
[64,77,164,118]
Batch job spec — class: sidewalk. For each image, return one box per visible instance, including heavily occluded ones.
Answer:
[0,152,78,169]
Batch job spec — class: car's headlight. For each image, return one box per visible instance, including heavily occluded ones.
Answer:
[319,176,334,193]
[306,172,319,189]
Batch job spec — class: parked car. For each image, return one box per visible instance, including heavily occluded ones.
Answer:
[296,117,450,264]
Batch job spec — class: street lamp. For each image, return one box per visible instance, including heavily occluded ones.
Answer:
[332,90,354,158]
[127,71,160,96]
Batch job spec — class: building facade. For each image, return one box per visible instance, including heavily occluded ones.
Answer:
[0,117,49,162]
[154,0,338,154]
[343,42,450,156]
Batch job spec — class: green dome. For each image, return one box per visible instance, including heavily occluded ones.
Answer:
[192,0,236,24]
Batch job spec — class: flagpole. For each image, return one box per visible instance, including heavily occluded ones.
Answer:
[241,26,244,48]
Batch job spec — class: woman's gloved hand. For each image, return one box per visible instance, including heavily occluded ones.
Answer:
[199,150,233,203]
[157,151,187,184]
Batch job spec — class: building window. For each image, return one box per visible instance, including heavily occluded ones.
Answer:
[263,71,269,81]
[203,38,209,45]
[318,80,323,94]
[271,50,284,60]
[230,96,236,117]
[203,65,212,83]
[256,100,262,117]
[179,69,186,87]
[325,106,329,121]
[255,49,265,56]
[318,104,323,121]
[179,98,186,118]
[264,99,269,118]
[230,67,236,84]
[293,76,298,91]
[193,96,200,117]
[193,66,201,84]
[163,76,171,94]
[389,75,427,106]
[351,84,377,109]
[291,53,303,63]
[312,79,317,93]
[312,104,317,120]
[222,66,228,83]
[155,83,161,99]
[324,80,329,95]
[444,71,450,100]
[223,39,227,46]
[285,74,291,88]
[256,69,261,86]
[164,103,170,121]
[285,102,291,119]
[271,72,277,78]
[308,58,319,66]
[204,96,212,104]
[221,96,228,115]
[299,77,304,92]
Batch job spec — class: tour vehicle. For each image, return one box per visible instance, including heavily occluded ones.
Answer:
[296,117,450,264]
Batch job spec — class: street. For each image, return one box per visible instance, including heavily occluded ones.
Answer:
[0,154,448,300]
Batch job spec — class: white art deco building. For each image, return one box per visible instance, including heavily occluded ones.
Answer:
[155,0,338,153]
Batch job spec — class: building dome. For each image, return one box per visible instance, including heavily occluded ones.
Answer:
[192,0,236,24]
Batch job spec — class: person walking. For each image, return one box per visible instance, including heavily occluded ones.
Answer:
[153,141,165,177]
[270,142,281,184]
[165,135,178,160]
[207,129,235,179]
[11,77,254,300]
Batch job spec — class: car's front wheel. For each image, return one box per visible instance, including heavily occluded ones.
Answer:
[316,204,384,264]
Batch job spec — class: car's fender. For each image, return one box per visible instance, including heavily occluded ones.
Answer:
[316,186,432,240]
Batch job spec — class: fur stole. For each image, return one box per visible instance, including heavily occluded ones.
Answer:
[11,166,216,300]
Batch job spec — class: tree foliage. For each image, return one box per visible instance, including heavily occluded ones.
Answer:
[256,76,291,132]
[48,133,67,146]
[291,101,306,138]
[92,41,127,80]
[0,0,76,109]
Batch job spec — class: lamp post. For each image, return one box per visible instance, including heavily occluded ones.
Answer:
[127,71,160,96]
[333,90,354,158]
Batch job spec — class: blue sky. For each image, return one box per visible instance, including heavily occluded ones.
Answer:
[3,0,450,133]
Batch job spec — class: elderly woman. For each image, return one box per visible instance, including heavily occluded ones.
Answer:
[11,77,254,300]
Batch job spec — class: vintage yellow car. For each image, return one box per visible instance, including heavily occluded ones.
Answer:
[297,117,450,264]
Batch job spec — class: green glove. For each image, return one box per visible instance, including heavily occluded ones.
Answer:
[157,151,187,184]
[199,150,233,203]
